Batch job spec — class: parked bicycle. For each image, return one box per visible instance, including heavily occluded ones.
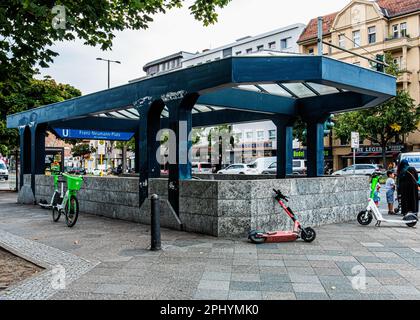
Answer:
[40,172,83,227]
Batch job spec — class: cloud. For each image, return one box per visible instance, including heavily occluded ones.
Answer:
[38,0,349,94]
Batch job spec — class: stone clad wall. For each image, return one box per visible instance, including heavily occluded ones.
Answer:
[33,175,369,238]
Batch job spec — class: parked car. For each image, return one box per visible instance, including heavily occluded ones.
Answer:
[66,167,86,175]
[332,164,379,176]
[0,160,8,181]
[92,168,106,176]
[262,162,276,174]
[192,162,213,174]
[247,157,276,174]
[293,160,307,175]
[217,164,258,175]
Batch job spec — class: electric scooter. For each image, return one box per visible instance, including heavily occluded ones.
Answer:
[248,189,316,244]
[357,198,418,228]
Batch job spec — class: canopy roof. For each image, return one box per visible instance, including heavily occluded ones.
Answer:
[7,54,396,133]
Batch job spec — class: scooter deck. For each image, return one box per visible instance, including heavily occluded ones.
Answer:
[264,231,298,243]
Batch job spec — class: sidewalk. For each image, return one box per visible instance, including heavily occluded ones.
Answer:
[1,192,420,300]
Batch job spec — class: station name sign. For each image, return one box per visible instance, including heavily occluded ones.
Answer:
[53,128,135,141]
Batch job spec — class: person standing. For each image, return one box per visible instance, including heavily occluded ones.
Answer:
[397,159,419,216]
[385,170,396,215]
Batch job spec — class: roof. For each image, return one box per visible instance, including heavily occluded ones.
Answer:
[142,51,194,71]
[376,0,420,17]
[298,0,420,43]
[297,12,338,43]
[182,23,305,63]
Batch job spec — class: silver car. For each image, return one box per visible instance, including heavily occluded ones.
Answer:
[332,164,379,176]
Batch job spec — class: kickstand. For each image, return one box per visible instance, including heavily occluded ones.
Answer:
[375,221,381,227]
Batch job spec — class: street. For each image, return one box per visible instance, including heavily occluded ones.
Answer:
[0,173,17,191]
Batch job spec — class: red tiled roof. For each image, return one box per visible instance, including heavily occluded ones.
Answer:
[298,12,338,43]
[376,0,420,17]
[298,0,420,43]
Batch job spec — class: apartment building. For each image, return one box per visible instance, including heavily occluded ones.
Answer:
[140,23,306,165]
[298,0,420,170]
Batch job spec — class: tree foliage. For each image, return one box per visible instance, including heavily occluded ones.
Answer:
[71,143,95,158]
[333,54,420,166]
[0,77,81,155]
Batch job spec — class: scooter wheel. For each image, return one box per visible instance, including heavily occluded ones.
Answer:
[248,230,266,244]
[301,227,316,243]
[357,210,373,226]
[403,214,418,228]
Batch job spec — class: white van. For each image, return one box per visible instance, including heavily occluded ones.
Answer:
[0,160,9,181]
[247,157,276,174]
[398,152,420,173]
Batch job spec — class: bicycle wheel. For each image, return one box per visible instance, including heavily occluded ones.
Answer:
[52,207,61,222]
[65,195,79,228]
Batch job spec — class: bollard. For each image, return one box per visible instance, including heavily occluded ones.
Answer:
[150,194,161,251]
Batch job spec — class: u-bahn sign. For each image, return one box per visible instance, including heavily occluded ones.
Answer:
[53,128,134,141]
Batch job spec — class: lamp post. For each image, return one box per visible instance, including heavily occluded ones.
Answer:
[96,58,121,89]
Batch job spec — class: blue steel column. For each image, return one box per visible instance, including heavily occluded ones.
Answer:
[138,100,165,207]
[306,121,325,177]
[272,117,294,178]
[30,124,46,200]
[19,127,27,189]
[166,93,199,215]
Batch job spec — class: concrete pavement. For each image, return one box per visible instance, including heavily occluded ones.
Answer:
[1,192,420,300]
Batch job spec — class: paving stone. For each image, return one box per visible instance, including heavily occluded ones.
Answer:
[289,274,321,284]
[196,277,230,290]
[292,283,326,293]
[201,272,231,281]
[228,291,262,300]
[260,282,293,292]
[231,273,260,282]
[193,289,229,300]
[262,292,296,300]
[295,292,329,300]
[229,281,260,292]
[259,274,290,283]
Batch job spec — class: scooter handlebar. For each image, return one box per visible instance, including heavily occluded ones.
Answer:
[273,189,289,201]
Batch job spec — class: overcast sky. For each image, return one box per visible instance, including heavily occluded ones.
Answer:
[39,0,350,94]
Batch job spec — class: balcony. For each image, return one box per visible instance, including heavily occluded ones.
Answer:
[397,70,412,84]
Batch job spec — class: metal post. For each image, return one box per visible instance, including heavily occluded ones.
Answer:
[107,60,110,89]
[353,149,356,176]
[150,194,161,251]
[317,17,323,56]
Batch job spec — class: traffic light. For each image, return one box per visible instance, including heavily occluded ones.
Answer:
[376,54,384,73]
[324,115,335,136]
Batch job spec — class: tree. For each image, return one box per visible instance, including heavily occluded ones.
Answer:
[71,143,96,167]
[0,1,231,85]
[0,76,82,156]
[334,53,420,167]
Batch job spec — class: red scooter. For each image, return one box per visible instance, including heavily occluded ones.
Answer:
[248,189,316,244]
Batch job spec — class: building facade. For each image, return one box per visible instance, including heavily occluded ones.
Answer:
[298,0,420,170]
[140,23,306,166]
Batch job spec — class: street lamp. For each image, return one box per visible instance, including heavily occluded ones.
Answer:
[96,58,121,89]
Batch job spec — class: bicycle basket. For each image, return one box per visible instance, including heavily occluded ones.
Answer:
[65,174,83,191]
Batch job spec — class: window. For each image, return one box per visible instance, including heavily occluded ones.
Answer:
[257,131,264,141]
[235,51,242,56]
[223,47,232,58]
[368,26,376,44]
[400,23,407,37]
[281,37,291,50]
[338,34,346,49]
[353,30,361,48]
[257,45,264,51]
[393,56,402,69]
[392,24,399,38]
[268,130,276,140]
[268,42,276,49]
[308,48,314,55]
[246,132,254,140]
[246,48,253,54]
